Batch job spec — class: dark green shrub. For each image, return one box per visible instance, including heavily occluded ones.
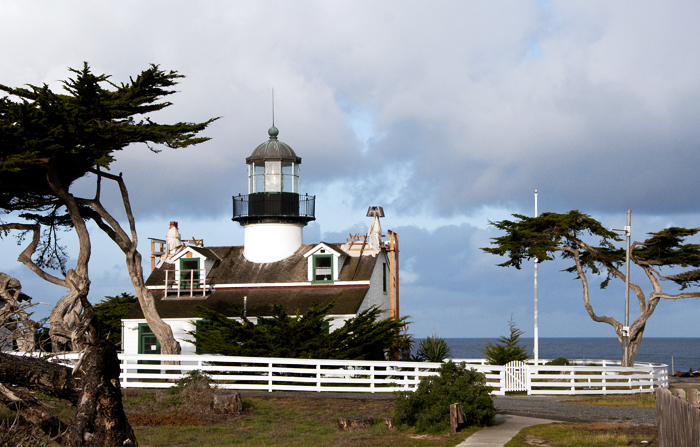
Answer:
[415,333,452,362]
[546,357,570,366]
[191,302,409,360]
[480,316,529,365]
[394,361,495,433]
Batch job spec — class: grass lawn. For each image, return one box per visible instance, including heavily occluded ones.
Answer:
[1,388,479,446]
[3,387,668,446]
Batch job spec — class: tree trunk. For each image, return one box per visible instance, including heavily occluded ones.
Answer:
[82,170,181,356]
[128,252,180,356]
[0,344,137,446]
[64,341,137,446]
[0,383,67,442]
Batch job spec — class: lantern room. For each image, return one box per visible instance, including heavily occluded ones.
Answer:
[233,126,315,263]
[246,126,301,194]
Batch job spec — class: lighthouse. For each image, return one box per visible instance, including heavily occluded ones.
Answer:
[232,126,316,263]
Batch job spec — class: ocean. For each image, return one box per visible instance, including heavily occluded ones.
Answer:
[439,338,700,373]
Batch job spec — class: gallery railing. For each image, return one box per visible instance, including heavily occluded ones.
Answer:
[232,193,315,221]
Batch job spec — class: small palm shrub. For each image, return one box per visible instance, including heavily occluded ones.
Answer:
[394,361,496,433]
[416,333,452,362]
[480,316,530,365]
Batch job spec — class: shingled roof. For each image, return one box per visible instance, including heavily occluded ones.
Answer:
[145,244,378,287]
[123,286,368,319]
[126,243,380,320]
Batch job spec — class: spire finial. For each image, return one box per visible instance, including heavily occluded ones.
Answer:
[268,88,279,139]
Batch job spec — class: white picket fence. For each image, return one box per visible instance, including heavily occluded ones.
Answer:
[118,354,507,395]
[36,353,668,396]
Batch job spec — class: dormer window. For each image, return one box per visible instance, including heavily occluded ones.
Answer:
[163,247,219,297]
[304,243,346,284]
[313,254,333,283]
[180,258,201,289]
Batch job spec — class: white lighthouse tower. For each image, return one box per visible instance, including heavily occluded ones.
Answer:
[232,126,315,263]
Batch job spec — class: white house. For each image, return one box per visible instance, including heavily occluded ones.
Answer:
[122,126,399,356]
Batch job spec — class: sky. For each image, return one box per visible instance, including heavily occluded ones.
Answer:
[2,1,700,339]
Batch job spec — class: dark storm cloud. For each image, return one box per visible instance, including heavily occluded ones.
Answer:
[3,0,700,336]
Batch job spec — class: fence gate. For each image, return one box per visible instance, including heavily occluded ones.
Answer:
[504,361,528,392]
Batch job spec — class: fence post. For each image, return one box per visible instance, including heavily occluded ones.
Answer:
[268,361,273,393]
[317,363,321,392]
[370,365,375,393]
[570,369,575,392]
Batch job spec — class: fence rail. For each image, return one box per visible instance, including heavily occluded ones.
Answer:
[35,353,667,396]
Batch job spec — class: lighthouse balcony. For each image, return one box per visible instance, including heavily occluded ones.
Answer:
[232,192,316,224]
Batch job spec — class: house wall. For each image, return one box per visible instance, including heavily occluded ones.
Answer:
[357,251,391,318]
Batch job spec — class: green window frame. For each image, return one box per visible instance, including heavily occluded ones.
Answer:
[180,258,201,289]
[312,254,334,284]
[137,323,161,373]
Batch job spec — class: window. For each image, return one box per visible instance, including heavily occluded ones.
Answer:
[138,324,161,373]
[282,162,293,192]
[180,258,200,289]
[383,262,387,293]
[313,254,333,283]
[254,163,265,193]
[264,160,281,192]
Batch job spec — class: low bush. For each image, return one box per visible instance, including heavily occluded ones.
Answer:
[415,333,452,363]
[546,357,570,366]
[167,370,216,409]
[394,361,496,433]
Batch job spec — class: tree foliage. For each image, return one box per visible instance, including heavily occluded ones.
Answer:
[482,210,700,365]
[93,293,138,346]
[0,63,214,227]
[394,361,495,433]
[0,63,215,445]
[480,317,529,365]
[191,301,409,360]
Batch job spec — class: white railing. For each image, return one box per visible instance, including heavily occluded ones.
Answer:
[163,269,209,297]
[31,353,666,396]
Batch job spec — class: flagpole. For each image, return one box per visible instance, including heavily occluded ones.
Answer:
[534,190,539,366]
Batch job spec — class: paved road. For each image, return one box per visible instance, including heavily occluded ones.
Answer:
[493,395,657,425]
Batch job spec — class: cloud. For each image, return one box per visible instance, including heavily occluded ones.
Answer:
[3,0,700,336]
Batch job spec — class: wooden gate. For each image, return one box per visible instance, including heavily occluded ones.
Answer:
[504,361,528,392]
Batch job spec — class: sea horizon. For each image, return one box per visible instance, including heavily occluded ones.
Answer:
[419,337,700,373]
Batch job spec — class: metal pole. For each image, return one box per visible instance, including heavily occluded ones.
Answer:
[623,210,631,367]
[534,190,539,366]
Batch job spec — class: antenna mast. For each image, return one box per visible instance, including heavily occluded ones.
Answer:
[272,88,275,127]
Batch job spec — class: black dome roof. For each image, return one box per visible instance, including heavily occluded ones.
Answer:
[246,126,301,164]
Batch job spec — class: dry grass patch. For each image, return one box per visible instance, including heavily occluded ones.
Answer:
[562,393,656,408]
[505,422,657,446]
